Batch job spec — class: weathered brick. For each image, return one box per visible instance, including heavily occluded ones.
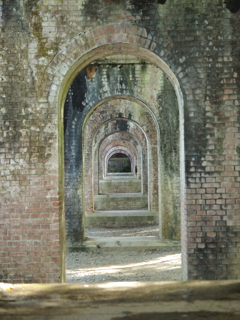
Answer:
[1,0,240,284]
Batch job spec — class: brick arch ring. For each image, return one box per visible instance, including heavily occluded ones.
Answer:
[104,144,137,176]
[97,132,143,189]
[106,149,134,175]
[41,22,186,108]
[43,21,188,281]
[42,22,185,196]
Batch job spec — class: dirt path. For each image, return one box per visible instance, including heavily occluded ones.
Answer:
[66,226,182,283]
[66,249,182,283]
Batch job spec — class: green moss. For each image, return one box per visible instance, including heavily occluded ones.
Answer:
[236,145,240,158]
[158,75,180,240]
[31,5,50,59]
[216,132,224,156]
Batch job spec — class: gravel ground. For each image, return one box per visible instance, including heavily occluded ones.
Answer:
[66,226,182,283]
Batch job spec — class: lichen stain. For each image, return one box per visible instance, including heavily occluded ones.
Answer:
[158,76,180,240]
[216,134,224,157]
[236,145,240,158]
[30,5,50,59]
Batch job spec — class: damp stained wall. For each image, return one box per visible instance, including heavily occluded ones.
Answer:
[0,0,240,282]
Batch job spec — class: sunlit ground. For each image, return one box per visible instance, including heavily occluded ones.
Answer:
[66,251,182,282]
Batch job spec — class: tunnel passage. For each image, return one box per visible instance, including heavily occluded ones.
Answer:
[107,153,132,173]
[64,54,181,242]
[83,100,155,224]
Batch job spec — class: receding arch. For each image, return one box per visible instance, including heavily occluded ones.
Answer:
[107,152,132,173]
[104,144,137,176]
[55,40,186,281]
[58,44,184,119]
[98,132,142,191]
[83,99,157,215]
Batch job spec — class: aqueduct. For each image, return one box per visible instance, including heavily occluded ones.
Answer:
[1,0,240,286]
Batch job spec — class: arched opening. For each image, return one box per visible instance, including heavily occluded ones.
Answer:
[101,139,139,179]
[107,152,132,174]
[97,129,144,193]
[82,97,159,230]
[57,42,186,280]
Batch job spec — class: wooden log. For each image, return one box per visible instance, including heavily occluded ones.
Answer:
[1,281,240,319]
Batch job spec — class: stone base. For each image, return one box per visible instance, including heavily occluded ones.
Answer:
[86,210,158,227]
[94,194,148,211]
[99,177,142,193]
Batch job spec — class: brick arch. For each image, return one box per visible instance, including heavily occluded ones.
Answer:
[102,141,138,177]
[106,149,133,174]
[46,24,187,230]
[46,24,187,213]
[50,22,190,280]
[42,22,188,109]
[85,113,152,213]
[96,131,143,191]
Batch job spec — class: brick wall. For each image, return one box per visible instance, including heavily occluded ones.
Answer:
[0,0,64,283]
[0,0,240,282]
